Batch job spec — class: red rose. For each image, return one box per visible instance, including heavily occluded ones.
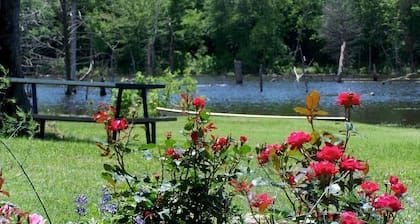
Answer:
[93,110,112,123]
[340,156,366,171]
[339,211,364,224]
[337,92,361,107]
[257,144,283,165]
[373,193,403,212]
[239,135,248,143]
[257,149,270,165]
[389,175,399,185]
[165,148,182,159]
[108,119,128,131]
[250,192,275,212]
[286,131,311,149]
[316,145,343,161]
[360,181,379,195]
[310,161,338,178]
[217,137,227,146]
[391,183,407,196]
[229,180,254,194]
[192,97,206,108]
[288,175,296,185]
[191,131,200,142]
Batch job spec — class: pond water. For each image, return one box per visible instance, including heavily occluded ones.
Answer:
[35,76,420,127]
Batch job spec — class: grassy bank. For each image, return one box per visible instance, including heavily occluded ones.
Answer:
[1,116,419,223]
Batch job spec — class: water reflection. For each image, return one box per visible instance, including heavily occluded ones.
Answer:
[194,76,420,127]
[34,76,420,127]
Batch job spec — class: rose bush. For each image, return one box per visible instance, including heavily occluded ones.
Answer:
[85,90,413,224]
[229,90,411,224]
[91,96,253,223]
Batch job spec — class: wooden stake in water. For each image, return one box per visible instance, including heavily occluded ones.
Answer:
[234,60,243,84]
[259,64,263,92]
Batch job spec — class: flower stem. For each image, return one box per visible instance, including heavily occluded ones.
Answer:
[0,140,52,223]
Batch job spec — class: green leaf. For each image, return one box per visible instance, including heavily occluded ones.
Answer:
[199,109,211,120]
[310,130,321,147]
[101,172,115,186]
[184,121,194,131]
[238,145,251,155]
[103,163,115,172]
[139,143,156,150]
[164,139,177,148]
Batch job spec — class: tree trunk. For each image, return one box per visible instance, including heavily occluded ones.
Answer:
[147,0,160,76]
[69,0,77,79]
[61,0,77,95]
[337,41,346,83]
[147,43,155,75]
[0,0,30,114]
[168,21,175,73]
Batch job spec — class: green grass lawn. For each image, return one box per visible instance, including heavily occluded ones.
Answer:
[1,116,419,223]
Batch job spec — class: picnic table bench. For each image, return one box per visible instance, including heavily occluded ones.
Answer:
[9,77,176,143]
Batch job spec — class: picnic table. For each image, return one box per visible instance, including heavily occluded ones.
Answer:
[9,77,176,143]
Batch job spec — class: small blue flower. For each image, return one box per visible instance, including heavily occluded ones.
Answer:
[133,216,145,224]
[75,194,88,216]
[98,187,118,215]
[75,194,88,205]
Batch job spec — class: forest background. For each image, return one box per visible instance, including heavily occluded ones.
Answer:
[15,0,420,81]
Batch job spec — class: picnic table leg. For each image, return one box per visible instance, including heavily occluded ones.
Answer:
[140,88,152,143]
[145,123,151,144]
[113,88,124,140]
[35,119,46,139]
[151,122,156,143]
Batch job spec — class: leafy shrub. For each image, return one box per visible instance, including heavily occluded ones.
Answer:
[113,70,197,117]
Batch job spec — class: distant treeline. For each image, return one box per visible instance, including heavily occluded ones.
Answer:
[20,0,419,78]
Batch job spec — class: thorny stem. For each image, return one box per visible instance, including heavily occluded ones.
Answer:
[0,140,52,224]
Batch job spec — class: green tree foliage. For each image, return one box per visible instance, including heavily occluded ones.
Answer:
[18,0,420,77]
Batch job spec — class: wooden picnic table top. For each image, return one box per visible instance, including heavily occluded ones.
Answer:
[9,77,165,89]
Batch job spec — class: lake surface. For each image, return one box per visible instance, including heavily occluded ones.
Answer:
[35,76,420,127]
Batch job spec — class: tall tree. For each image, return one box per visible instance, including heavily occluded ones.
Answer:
[0,0,30,113]
[319,0,361,81]
[399,0,420,72]
[60,0,78,94]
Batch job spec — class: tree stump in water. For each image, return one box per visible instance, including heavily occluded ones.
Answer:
[234,60,243,84]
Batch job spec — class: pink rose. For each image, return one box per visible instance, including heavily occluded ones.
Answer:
[29,214,45,224]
